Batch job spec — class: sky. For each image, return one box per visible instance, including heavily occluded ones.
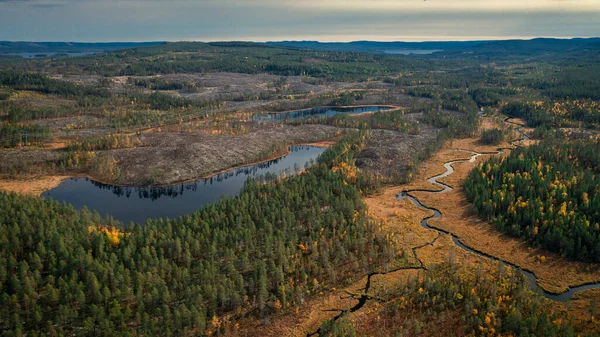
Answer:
[0,0,599,42]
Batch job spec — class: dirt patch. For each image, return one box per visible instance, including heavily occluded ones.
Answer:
[303,139,339,148]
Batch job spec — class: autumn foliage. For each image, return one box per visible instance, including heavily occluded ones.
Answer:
[465,138,600,262]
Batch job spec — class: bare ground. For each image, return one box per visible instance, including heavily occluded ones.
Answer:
[0,123,344,188]
[0,175,69,196]
[101,124,343,185]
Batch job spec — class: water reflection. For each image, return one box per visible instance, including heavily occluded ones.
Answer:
[89,147,315,200]
[43,145,325,224]
[253,106,392,121]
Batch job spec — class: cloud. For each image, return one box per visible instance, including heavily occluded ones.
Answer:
[0,0,65,5]
[0,0,598,41]
[29,3,65,7]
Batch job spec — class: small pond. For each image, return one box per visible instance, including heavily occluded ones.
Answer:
[253,106,392,121]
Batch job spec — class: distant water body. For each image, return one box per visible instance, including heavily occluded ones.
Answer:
[382,49,441,55]
[253,106,392,121]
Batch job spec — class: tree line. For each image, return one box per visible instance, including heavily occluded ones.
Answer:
[465,138,600,262]
[0,132,398,336]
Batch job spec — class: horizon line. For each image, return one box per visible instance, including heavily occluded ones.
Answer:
[2,36,600,44]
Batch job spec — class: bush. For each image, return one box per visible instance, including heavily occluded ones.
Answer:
[480,128,505,145]
[0,89,11,100]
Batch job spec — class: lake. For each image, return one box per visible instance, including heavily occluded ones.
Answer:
[253,106,392,121]
[43,145,326,224]
[382,49,442,55]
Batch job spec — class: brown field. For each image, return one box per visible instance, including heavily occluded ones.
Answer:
[302,139,338,148]
[412,154,600,294]
[234,115,600,336]
[236,278,363,337]
[0,175,69,196]
[391,117,600,293]
[365,196,435,257]
[566,288,600,331]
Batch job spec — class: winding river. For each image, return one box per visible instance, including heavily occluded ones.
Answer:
[305,115,600,336]
[398,119,600,302]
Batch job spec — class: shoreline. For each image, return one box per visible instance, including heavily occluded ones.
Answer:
[0,103,394,194]
[252,104,400,115]
[0,140,337,195]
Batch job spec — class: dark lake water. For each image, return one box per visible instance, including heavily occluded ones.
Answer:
[253,106,392,121]
[43,145,325,224]
[42,106,393,223]
[382,49,441,55]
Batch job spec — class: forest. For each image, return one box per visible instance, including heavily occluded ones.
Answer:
[1,39,600,336]
[465,138,600,262]
[0,42,443,81]
[0,124,50,148]
[0,132,398,336]
[461,54,600,264]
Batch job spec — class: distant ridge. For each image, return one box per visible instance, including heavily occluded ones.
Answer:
[2,38,600,59]
[265,38,600,56]
[437,37,600,59]
[265,40,484,53]
[0,41,165,55]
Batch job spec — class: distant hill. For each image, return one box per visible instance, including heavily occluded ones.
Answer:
[0,41,165,57]
[2,38,599,62]
[265,40,485,54]
[266,38,600,59]
[438,38,600,59]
